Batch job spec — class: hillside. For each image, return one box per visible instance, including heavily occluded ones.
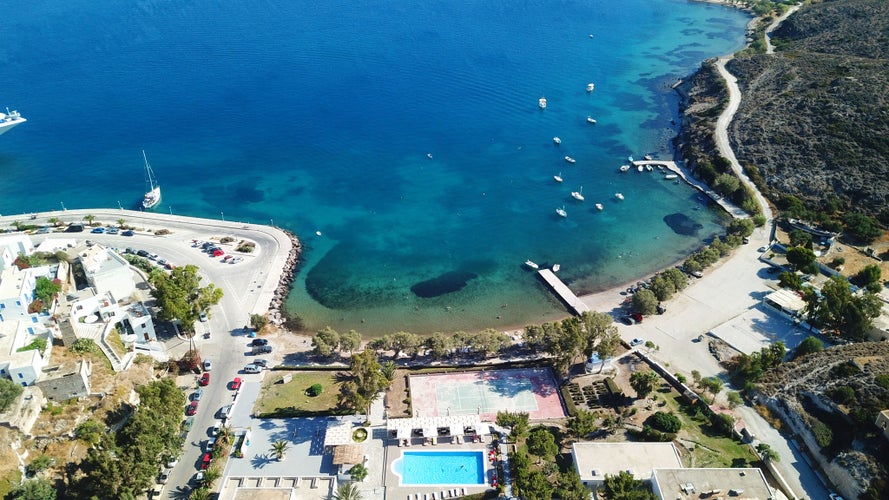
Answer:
[755,342,889,498]
[726,0,889,221]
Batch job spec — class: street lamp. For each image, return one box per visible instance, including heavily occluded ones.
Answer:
[117,200,123,210]
[221,211,225,222]
[60,202,66,211]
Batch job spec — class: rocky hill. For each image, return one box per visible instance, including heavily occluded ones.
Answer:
[755,342,889,498]
[726,0,889,220]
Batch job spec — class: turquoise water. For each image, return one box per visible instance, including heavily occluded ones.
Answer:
[394,451,485,485]
[0,0,750,335]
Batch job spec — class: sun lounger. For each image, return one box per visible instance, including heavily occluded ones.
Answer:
[441,491,447,499]
[460,488,466,496]
[432,493,438,500]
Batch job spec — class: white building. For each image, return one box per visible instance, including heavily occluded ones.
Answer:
[572,442,683,489]
[0,320,53,387]
[0,265,55,325]
[651,468,774,499]
[0,234,34,271]
[77,245,136,303]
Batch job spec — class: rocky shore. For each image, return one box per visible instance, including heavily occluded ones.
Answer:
[266,229,301,326]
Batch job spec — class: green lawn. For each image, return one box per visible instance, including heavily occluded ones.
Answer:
[254,371,350,418]
[660,390,760,468]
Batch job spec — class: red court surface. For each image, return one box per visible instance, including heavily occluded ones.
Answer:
[409,368,565,421]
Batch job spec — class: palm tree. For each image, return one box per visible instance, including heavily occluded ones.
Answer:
[82,214,96,226]
[380,361,397,387]
[200,465,222,488]
[47,217,61,227]
[189,487,211,500]
[10,221,24,231]
[330,482,363,500]
[217,426,233,447]
[269,439,289,461]
[117,218,127,229]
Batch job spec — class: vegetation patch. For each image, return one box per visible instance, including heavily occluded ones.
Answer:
[255,372,347,417]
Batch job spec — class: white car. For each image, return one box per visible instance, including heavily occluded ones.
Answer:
[211,421,221,436]
[203,359,212,371]
[630,338,644,347]
[244,364,261,374]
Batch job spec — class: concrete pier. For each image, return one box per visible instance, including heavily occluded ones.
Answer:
[537,269,590,315]
[630,160,748,219]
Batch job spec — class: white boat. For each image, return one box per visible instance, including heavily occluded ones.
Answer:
[0,108,26,136]
[141,150,161,210]
[524,260,539,270]
[636,165,644,172]
[427,153,433,159]
[595,203,604,210]
[554,172,563,183]
[628,156,634,162]
[587,116,597,124]
[564,156,576,164]
[643,155,653,161]
[553,137,561,145]
[571,186,585,201]
[552,264,560,272]
[646,165,653,172]
[615,192,624,200]
[619,165,630,172]
[586,83,595,92]
[664,174,679,180]
[556,206,567,218]
[538,97,547,109]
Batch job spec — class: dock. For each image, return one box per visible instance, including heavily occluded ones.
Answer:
[630,160,748,219]
[537,269,590,315]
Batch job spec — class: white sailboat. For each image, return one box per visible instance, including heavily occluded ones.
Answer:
[571,186,584,201]
[595,203,604,210]
[556,206,567,218]
[564,156,576,164]
[615,192,624,200]
[554,172,563,183]
[141,150,161,210]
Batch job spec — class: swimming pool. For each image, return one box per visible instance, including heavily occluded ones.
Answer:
[392,450,485,485]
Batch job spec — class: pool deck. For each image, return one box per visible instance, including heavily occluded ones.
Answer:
[384,439,499,500]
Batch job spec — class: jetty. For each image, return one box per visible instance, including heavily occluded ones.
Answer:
[630,160,748,219]
[537,269,590,315]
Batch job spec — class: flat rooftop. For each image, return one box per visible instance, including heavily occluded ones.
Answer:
[572,442,683,482]
[652,468,774,499]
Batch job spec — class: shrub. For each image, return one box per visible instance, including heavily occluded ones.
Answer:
[811,419,833,449]
[645,411,682,433]
[220,236,235,244]
[828,386,856,405]
[0,379,24,412]
[70,338,99,355]
[349,463,368,482]
[306,383,323,397]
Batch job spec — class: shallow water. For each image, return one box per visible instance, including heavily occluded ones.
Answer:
[0,0,750,335]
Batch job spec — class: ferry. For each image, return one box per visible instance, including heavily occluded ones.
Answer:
[0,108,26,136]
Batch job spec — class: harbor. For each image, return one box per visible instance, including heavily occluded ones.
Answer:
[630,159,748,219]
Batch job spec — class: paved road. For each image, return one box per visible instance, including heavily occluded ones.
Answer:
[8,209,293,498]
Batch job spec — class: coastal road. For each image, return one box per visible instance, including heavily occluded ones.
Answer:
[12,209,293,497]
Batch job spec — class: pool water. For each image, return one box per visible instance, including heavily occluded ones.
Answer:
[393,451,485,485]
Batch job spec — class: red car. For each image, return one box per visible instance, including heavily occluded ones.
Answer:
[185,401,199,416]
[212,248,224,257]
[200,453,212,470]
[230,377,242,391]
[199,372,210,386]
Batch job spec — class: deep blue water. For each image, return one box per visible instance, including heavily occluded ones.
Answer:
[0,0,750,334]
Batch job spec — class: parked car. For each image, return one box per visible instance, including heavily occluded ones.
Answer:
[125,247,136,254]
[136,249,149,257]
[230,377,242,391]
[630,338,644,347]
[36,227,51,234]
[210,421,222,436]
[121,230,134,236]
[192,388,203,401]
[206,437,216,452]
[159,469,172,484]
[165,456,179,469]
[199,310,208,322]
[90,227,105,234]
[106,227,119,234]
[250,338,268,347]
[203,359,212,371]
[200,453,212,470]
[218,404,233,419]
[157,258,167,266]
[147,252,159,261]
[621,316,637,326]
[211,248,225,257]
[199,373,210,386]
[65,224,84,232]
[252,345,272,355]
[252,359,269,368]
[244,364,261,374]
[185,401,199,416]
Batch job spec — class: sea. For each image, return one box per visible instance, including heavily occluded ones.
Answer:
[0,0,751,335]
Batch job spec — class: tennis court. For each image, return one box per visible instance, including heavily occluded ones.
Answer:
[409,368,565,421]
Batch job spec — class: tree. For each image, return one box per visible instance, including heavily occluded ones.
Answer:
[472,328,509,358]
[727,391,743,408]
[662,267,688,292]
[149,265,223,334]
[82,214,96,226]
[26,455,53,476]
[339,349,387,422]
[380,361,397,386]
[340,329,362,354]
[556,469,588,500]
[567,408,598,439]
[713,173,740,197]
[190,487,211,500]
[855,264,882,287]
[843,212,881,243]
[785,246,815,271]
[756,442,780,462]
[349,463,368,482]
[34,276,61,304]
[644,412,681,433]
[331,481,363,500]
[711,413,735,437]
[390,331,422,358]
[600,470,655,500]
[700,376,723,395]
[778,271,803,290]
[632,289,658,315]
[629,370,659,398]
[805,275,882,340]
[0,379,24,412]
[313,327,340,357]
[10,478,56,500]
[269,440,288,461]
[523,470,555,500]
[425,332,453,360]
[496,410,530,440]
[728,218,755,237]
[788,229,813,249]
[595,330,622,374]
[249,313,268,332]
[74,420,105,447]
[793,336,823,359]
[116,218,127,229]
[526,427,558,461]
[200,466,222,489]
[47,217,61,227]
[649,275,675,302]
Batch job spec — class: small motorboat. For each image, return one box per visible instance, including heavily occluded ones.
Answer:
[556,206,568,217]
[646,165,653,172]
[619,165,630,172]
[586,83,595,92]
[587,116,597,124]
[615,193,624,200]
[524,260,539,270]
[538,97,547,109]
[427,153,433,159]
[595,203,604,210]
[643,154,653,161]
[553,137,561,145]
[564,156,576,164]
[664,174,679,180]
[637,165,644,172]
[552,264,560,272]
[554,172,563,183]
